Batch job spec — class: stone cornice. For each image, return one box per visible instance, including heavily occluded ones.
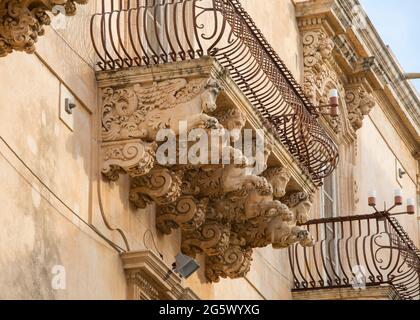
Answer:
[0,0,88,57]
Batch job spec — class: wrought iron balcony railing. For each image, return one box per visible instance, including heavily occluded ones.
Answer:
[289,213,420,300]
[90,0,339,185]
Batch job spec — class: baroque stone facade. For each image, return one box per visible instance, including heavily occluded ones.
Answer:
[298,9,377,134]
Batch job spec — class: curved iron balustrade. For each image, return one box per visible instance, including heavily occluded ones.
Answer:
[90,0,339,184]
[289,214,420,300]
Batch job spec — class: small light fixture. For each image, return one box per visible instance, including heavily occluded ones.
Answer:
[367,192,416,217]
[313,89,339,117]
[368,190,377,207]
[407,198,415,215]
[394,189,403,206]
[172,253,200,279]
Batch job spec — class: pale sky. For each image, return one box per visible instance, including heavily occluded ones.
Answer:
[360,0,420,93]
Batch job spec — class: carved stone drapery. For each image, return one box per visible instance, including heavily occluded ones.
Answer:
[0,0,88,57]
[98,63,315,283]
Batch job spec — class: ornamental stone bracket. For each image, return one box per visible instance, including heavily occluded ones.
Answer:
[0,0,88,57]
[121,250,199,300]
[345,79,376,131]
[97,58,316,283]
[296,0,379,135]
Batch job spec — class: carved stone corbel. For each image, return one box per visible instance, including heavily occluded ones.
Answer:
[101,140,157,181]
[156,196,207,235]
[205,245,253,283]
[129,167,183,209]
[99,61,318,284]
[0,0,88,57]
[181,221,231,258]
[345,84,376,131]
[282,192,313,225]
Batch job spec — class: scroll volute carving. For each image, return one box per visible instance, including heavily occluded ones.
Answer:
[302,29,347,134]
[129,167,184,209]
[302,30,336,102]
[345,84,376,131]
[0,0,88,57]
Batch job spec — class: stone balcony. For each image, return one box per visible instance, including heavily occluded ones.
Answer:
[96,57,317,282]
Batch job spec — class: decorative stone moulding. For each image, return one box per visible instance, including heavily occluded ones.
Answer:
[121,250,199,300]
[0,0,88,57]
[296,1,378,135]
[97,58,316,283]
[345,81,376,131]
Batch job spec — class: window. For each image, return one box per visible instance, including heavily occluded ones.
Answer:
[320,173,340,280]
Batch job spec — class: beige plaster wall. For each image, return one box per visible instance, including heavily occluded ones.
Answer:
[241,0,304,81]
[0,52,126,299]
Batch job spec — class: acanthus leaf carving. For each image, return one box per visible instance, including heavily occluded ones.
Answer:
[0,0,88,57]
[101,78,222,143]
[302,29,347,134]
[302,30,336,102]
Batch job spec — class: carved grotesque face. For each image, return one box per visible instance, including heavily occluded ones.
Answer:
[271,171,291,199]
[202,80,222,113]
[263,168,291,199]
[296,230,315,247]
